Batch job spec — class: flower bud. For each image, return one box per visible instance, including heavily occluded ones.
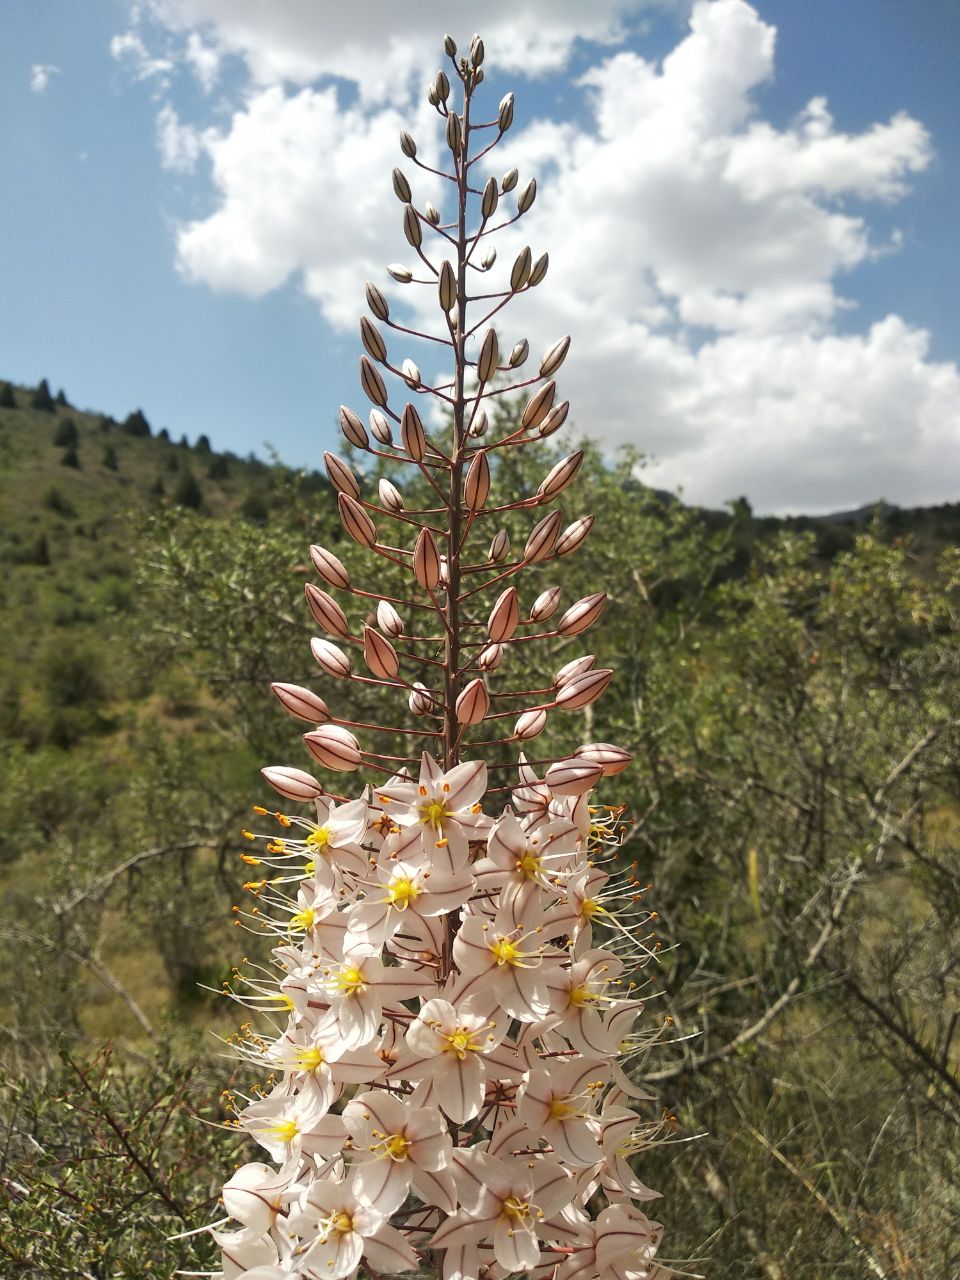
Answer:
[360,316,387,363]
[557,592,606,637]
[456,678,489,725]
[555,655,596,686]
[365,281,389,321]
[515,708,546,740]
[438,260,456,312]
[469,407,488,437]
[487,586,520,642]
[378,478,404,513]
[402,204,422,249]
[425,203,440,226]
[409,681,435,716]
[310,637,352,679]
[262,765,324,803]
[575,742,633,777]
[401,403,426,462]
[401,358,421,389]
[271,682,331,724]
[554,668,613,711]
[399,130,417,158]
[478,642,503,671]
[446,112,462,153]
[470,34,485,66]
[489,529,510,562]
[427,84,438,107]
[363,625,400,679]
[305,583,350,637]
[324,451,361,500]
[303,725,361,772]
[524,508,563,563]
[338,493,378,548]
[530,586,561,621]
[387,264,413,283]
[509,339,529,368]
[435,70,450,101]
[481,176,499,220]
[529,252,549,286]
[521,380,556,430]
[339,405,369,450]
[556,514,595,556]
[392,168,411,202]
[502,168,519,192]
[369,410,392,445]
[443,34,457,56]
[477,328,500,383]
[481,247,497,270]
[414,527,442,590]
[498,93,515,132]
[517,178,537,213]
[545,757,603,796]
[539,400,570,439]
[539,335,570,378]
[538,451,583,501]
[510,246,532,291]
[439,555,450,586]
[376,599,404,638]
[360,356,388,408]
[310,545,350,590]
[463,450,490,511]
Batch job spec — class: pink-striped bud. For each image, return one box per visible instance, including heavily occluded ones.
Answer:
[378,478,404,513]
[487,587,520,643]
[477,328,499,383]
[464,450,490,511]
[529,252,549,286]
[556,593,606,637]
[554,668,613,710]
[401,403,426,462]
[530,586,561,621]
[439,554,450,586]
[401,358,421,389]
[360,316,387,363]
[323,452,360,500]
[539,400,570,439]
[365,281,389,321]
[521,380,556,430]
[363,625,400,679]
[438,260,456,312]
[414,527,442,590]
[489,529,510,563]
[539,335,571,378]
[510,246,532,291]
[304,584,350,638]
[339,493,378,548]
[575,742,633,776]
[537,451,583,501]
[271,682,331,724]
[376,599,404,638]
[545,757,602,796]
[339,405,369,449]
[360,356,388,407]
[478,642,503,671]
[309,545,350,590]
[469,407,488,438]
[261,766,324,803]
[303,725,361,772]
[310,637,352,679]
[369,409,392,444]
[509,339,529,368]
[524,508,563,563]
[555,655,596,687]
[556,514,595,557]
[408,682,436,716]
[515,708,547,740]
[456,678,489,725]
[402,203,422,249]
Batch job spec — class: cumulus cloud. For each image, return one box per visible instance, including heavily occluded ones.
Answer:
[156,102,203,171]
[110,30,175,83]
[134,0,957,512]
[30,64,60,94]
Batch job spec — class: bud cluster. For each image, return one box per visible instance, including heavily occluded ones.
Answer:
[210,34,669,1280]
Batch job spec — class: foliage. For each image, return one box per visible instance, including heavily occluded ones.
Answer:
[30,378,55,412]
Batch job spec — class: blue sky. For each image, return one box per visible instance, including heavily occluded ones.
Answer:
[1,0,958,512]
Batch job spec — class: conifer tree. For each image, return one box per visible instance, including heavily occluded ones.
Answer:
[54,418,79,448]
[30,378,55,412]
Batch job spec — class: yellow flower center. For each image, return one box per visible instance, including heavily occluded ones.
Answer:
[336,966,365,996]
[444,1027,481,1060]
[502,1196,532,1224]
[518,852,541,878]
[290,906,315,932]
[387,876,421,909]
[420,800,450,829]
[307,827,332,851]
[569,984,597,1008]
[268,1119,299,1143]
[581,897,605,920]
[548,1098,576,1121]
[490,936,522,967]
[294,1046,325,1072]
[331,1210,353,1235]
[381,1133,412,1161]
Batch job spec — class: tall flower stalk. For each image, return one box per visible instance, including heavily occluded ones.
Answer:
[212,33,669,1280]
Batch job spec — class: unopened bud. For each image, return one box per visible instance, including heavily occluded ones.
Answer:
[554,668,613,711]
[401,358,421,389]
[360,356,388,408]
[515,708,547,740]
[539,400,570,439]
[310,545,350,590]
[387,264,413,283]
[414,527,442,590]
[487,586,520,643]
[400,130,417,158]
[521,380,557,430]
[339,406,369,450]
[481,176,499,220]
[489,529,510,562]
[498,93,515,132]
[509,339,529,368]
[443,34,457,57]
[409,681,435,716]
[538,451,583,501]
[477,328,500,383]
[556,514,596,556]
[378,478,404,513]
[338,493,378,549]
[557,593,606,637]
[575,742,633,777]
[545,757,603,796]
[401,403,426,462]
[502,168,519,192]
[469,407,488,438]
[360,316,387,363]
[517,178,537,214]
[481,247,497,270]
[425,203,440,226]
[303,725,361,772]
[310,637,352,679]
[510,246,532,292]
[402,204,422,249]
[427,84,439,107]
[324,451,361,500]
[470,34,485,66]
[464,450,490,511]
[262,766,324,803]
[446,113,462,153]
[271,682,330,724]
[392,168,411,202]
[530,586,561,621]
[369,410,392,445]
[555,655,596,686]
[478,642,503,672]
[529,252,549,286]
[305,583,350,637]
[365,281,389,321]
[438,260,456,312]
[376,599,404,638]
[363,625,400,679]
[456,677,489,725]
[439,554,450,586]
[435,70,450,101]
[524,508,563,563]
[539,335,571,378]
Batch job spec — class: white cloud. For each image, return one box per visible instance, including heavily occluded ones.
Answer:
[30,64,60,94]
[110,31,175,83]
[184,31,220,92]
[156,102,203,171]
[134,0,958,512]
